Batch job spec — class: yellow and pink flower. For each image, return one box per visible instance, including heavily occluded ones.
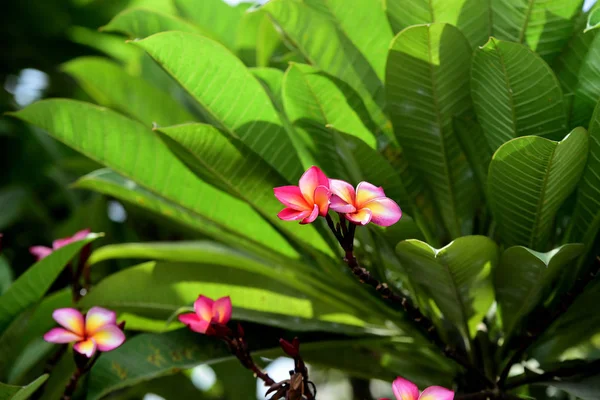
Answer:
[274,166,331,224]
[178,295,232,334]
[381,377,454,400]
[44,307,125,358]
[329,180,402,226]
[30,228,91,260]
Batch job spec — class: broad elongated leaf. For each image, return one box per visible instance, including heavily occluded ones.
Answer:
[471,38,567,152]
[491,0,583,59]
[236,9,282,67]
[0,375,48,400]
[62,57,195,126]
[488,128,589,250]
[586,7,600,32]
[568,34,600,128]
[453,114,492,197]
[395,236,498,338]
[0,233,100,331]
[251,67,285,110]
[495,244,584,336]
[0,257,12,296]
[134,32,304,183]
[101,8,208,39]
[10,100,304,258]
[386,23,477,239]
[385,0,491,48]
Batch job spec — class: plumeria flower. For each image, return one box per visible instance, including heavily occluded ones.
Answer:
[329,180,401,226]
[274,166,331,224]
[30,228,91,260]
[178,295,232,335]
[44,307,126,358]
[381,377,454,400]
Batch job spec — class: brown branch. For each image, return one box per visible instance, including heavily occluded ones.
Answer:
[504,359,600,390]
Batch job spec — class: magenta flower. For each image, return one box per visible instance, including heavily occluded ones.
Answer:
[329,180,401,226]
[30,228,91,260]
[381,377,454,400]
[44,307,126,358]
[274,166,331,224]
[178,295,232,334]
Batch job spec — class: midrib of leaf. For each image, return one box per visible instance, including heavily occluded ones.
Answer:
[492,39,519,138]
[505,256,546,334]
[519,0,536,43]
[439,257,471,340]
[529,143,559,248]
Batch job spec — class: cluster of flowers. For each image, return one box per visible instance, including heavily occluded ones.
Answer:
[274,166,402,227]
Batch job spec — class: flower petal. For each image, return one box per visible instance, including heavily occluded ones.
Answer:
[179,313,201,325]
[392,377,419,400]
[52,308,85,336]
[91,324,126,352]
[330,195,356,213]
[43,328,83,343]
[419,386,454,400]
[274,186,310,210]
[313,185,331,216]
[300,204,320,224]
[52,228,91,249]
[213,296,232,324]
[179,313,210,333]
[71,228,91,241]
[346,209,372,225]
[73,338,97,358]
[299,166,329,204]
[329,179,356,206]
[363,198,402,227]
[355,182,386,207]
[85,307,117,335]
[29,246,53,260]
[278,208,312,222]
[194,296,215,322]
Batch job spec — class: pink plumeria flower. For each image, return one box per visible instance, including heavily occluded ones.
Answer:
[274,166,331,224]
[44,307,126,358]
[30,228,91,260]
[381,377,454,400]
[178,295,232,334]
[329,180,401,226]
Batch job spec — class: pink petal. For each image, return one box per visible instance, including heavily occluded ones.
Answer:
[355,182,386,207]
[179,313,210,333]
[419,386,454,400]
[346,209,372,226]
[392,377,419,400]
[313,185,331,216]
[29,246,53,260]
[71,228,91,241]
[43,327,83,343]
[52,228,90,249]
[329,179,356,207]
[330,195,356,213]
[90,324,126,352]
[278,208,312,222]
[299,166,329,204]
[85,307,117,335]
[274,186,310,210]
[73,338,97,358]
[52,308,85,336]
[300,204,320,224]
[194,296,215,322]
[213,296,232,324]
[363,198,402,227]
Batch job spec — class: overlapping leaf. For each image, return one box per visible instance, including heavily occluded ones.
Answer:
[101,8,207,39]
[0,375,48,400]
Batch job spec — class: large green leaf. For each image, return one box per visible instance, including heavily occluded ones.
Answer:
[586,7,600,32]
[487,128,589,250]
[491,0,583,59]
[134,31,303,183]
[62,57,196,126]
[0,257,12,296]
[384,0,491,48]
[495,244,584,336]
[264,0,391,139]
[0,233,100,331]
[10,100,301,258]
[471,38,567,152]
[395,236,498,338]
[0,375,48,400]
[235,9,282,68]
[386,23,477,239]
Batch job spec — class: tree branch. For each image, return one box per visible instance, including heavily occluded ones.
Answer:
[505,359,600,390]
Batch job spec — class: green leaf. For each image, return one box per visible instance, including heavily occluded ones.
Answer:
[567,33,600,129]
[61,57,196,126]
[386,23,478,239]
[67,27,142,71]
[491,0,583,59]
[134,31,304,183]
[10,100,298,258]
[471,38,567,152]
[251,67,285,110]
[495,244,584,336]
[79,261,383,334]
[235,9,282,67]
[0,188,28,231]
[0,375,48,400]
[385,0,491,48]
[0,233,100,331]
[0,257,12,296]
[585,7,600,32]
[487,128,589,250]
[395,236,498,338]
